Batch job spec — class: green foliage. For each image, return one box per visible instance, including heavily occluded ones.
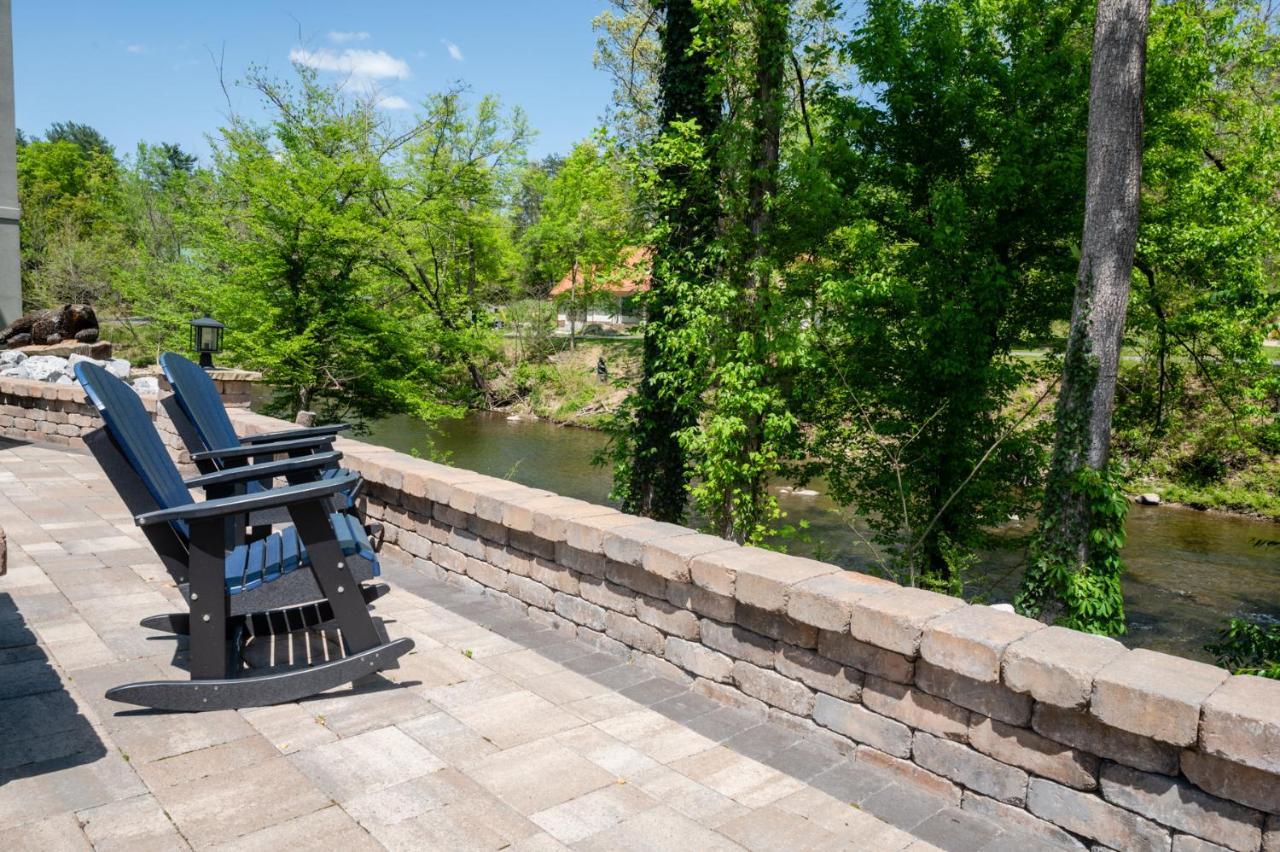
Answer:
[804,0,1091,584]
[1019,463,1129,635]
[1207,618,1280,679]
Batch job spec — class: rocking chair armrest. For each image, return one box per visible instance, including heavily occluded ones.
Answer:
[240,423,351,444]
[190,434,334,462]
[183,451,343,490]
[135,472,360,526]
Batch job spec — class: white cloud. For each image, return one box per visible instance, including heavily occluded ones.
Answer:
[328,31,371,44]
[377,95,410,110]
[126,44,144,54]
[289,47,411,80]
[443,40,463,62]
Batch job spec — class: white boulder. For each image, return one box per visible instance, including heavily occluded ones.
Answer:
[22,355,68,383]
[107,359,131,380]
[131,376,160,396]
[0,349,26,367]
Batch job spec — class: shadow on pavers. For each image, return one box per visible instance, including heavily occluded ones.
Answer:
[0,592,108,786]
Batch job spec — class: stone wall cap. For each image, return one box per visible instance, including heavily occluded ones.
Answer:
[849,587,967,657]
[786,570,895,633]
[1002,625,1127,710]
[1199,674,1280,775]
[920,605,1044,684]
[1092,648,1229,747]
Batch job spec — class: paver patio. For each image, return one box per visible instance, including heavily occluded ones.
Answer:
[0,438,1050,850]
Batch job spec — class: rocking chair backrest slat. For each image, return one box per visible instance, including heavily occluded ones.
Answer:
[159,352,242,452]
[75,362,193,515]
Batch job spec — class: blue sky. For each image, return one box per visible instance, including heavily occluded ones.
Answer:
[13,1,615,163]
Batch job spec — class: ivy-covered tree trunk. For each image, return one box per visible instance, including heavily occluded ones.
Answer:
[621,0,721,522]
[1017,0,1149,632]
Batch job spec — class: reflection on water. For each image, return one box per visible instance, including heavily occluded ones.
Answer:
[364,410,1280,662]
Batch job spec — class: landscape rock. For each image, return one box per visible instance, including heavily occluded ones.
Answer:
[0,348,25,366]
[131,376,161,395]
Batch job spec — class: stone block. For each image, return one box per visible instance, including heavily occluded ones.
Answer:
[1180,749,1280,816]
[919,604,1043,683]
[962,791,1088,850]
[812,693,912,758]
[786,570,895,632]
[463,556,508,592]
[969,715,1099,790]
[643,533,739,583]
[577,626,630,658]
[1033,704,1180,776]
[503,494,581,534]
[448,528,487,560]
[555,541,608,578]
[636,596,700,639]
[855,745,962,803]
[862,675,970,741]
[602,519,698,566]
[817,630,915,684]
[664,636,734,683]
[1003,625,1127,710]
[1173,836,1235,852]
[774,645,862,701]
[690,545,778,598]
[735,603,818,649]
[507,574,556,611]
[603,610,665,655]
[509,529,555,560]
[1199,675,1280,775]
[1267,816,1279,852]
[553,593,607,632]
[566,511,648,554]
[468,515,509,546]
[915,660,1032,726]
[733,552,837,613]
[473,484,547,524]
[691,676,768,714]
[579,577,637,615]
[1028,777,1171,852]
[1099,762,1262,852]
[604,559,668,599]
[666,580,736,623]
[849,586,966,657]
[731,660,815,716]
[531,498,616,543]
[914,731,1029,805]
[1092,650,1228,746]
[699,619,776,668]
[529,558,581,596]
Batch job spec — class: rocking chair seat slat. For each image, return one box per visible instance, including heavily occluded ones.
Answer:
[224,512,378,596]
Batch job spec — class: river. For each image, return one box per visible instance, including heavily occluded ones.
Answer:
[362,410,1280,663]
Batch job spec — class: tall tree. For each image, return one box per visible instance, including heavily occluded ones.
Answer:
[617,0,722,522]
[1017,0,1151,632]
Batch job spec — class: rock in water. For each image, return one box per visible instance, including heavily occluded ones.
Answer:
[1137,493,1162,506]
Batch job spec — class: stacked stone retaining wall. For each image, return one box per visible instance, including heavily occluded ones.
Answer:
[2,376,1277,852]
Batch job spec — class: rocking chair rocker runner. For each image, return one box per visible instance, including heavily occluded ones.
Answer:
[75,361,413,711]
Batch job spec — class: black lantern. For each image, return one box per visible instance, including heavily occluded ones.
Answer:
[189,314,225,369]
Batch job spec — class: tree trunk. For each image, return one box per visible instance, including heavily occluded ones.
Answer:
[1018,0,1149,625]
[621,0,722,523]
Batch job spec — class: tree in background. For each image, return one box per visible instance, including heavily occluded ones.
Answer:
[201,66,451,427]
[615,0,723,523]
[804,0,1093,589]
[512,154,565,292]
[370,91,530,405]
[1017,0,1150,633]
[524,139,636,351]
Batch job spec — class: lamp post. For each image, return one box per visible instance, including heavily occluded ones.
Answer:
[189,315,224,369]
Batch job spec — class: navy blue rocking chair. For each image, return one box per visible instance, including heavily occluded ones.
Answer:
[158,352,362,510]
[76,361,413,711]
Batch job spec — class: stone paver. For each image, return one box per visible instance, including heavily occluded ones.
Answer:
[0,438,1069,850]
